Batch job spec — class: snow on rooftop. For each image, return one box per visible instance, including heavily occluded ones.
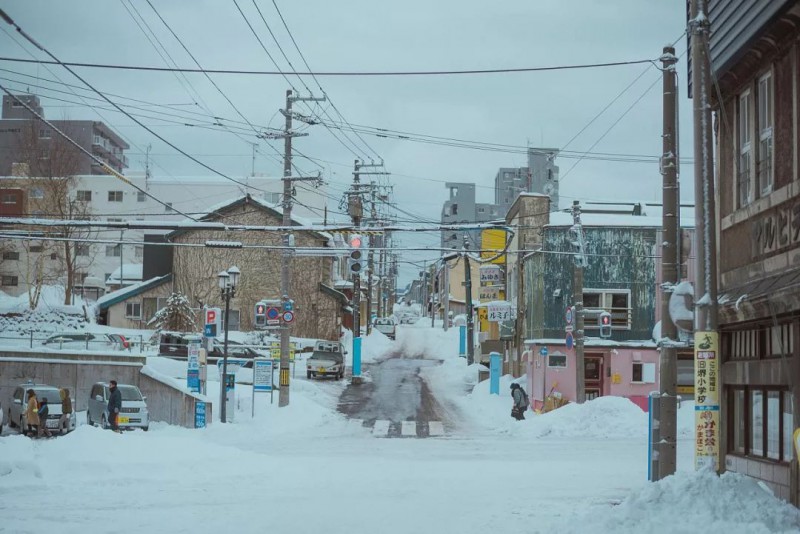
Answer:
[548,210,695,228]
[106,263,143,284]
[94,275,167,308]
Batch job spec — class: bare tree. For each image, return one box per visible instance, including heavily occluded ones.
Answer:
[13,122,95,305]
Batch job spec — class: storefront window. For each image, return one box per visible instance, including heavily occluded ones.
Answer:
[751,390,763,456]
[784,392,795,462]
[766,391,780,460]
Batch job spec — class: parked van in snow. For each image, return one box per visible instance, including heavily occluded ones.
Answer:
[87,382,149,431]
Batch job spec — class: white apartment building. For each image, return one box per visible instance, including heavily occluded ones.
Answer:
[0,172,333,300]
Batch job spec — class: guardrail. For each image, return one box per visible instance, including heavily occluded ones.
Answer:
[0,333,151,353]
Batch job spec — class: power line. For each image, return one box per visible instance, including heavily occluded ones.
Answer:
[0,55,657,76]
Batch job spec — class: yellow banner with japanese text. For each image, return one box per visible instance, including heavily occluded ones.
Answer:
[694,331,720,471]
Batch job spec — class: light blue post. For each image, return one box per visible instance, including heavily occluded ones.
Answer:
[353,337,362,377]
[489,351,502,395]
[459,325,467,358]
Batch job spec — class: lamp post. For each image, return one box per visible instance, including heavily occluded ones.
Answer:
[218,266,240,423]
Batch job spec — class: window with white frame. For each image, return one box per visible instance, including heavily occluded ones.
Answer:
[583,289,631,329]
[165,202,173,212]
[2,251,19,261]
[108,191,123,202]
[737,89,753,209]
[134,246,143,259]
[2,193,17,204]
[75,244,90,256]
[1,275,18,286]
[39,128,51,139]
[125,302,142,319]
[137,191,146,202]
[632,362,656,383]
[76,190,92,202]
[757,71,773,197]
[30,188,44,199]
[105,245,121,257]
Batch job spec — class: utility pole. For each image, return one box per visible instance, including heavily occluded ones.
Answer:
[269,89,325,408]
[463,235,475,365]
[658,45,680,479]
[443,259,450,332]
[366,182,377,333]
[571,200,587,404]
[420,260,428,320]
[690,0,719,333]
[690,0,720,473]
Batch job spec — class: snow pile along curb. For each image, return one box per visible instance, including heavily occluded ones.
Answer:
[558,469,800,534]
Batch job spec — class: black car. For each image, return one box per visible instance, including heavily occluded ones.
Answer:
[158,332,264,366]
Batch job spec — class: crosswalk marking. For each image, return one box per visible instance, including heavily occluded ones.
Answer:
[401,421,416,436]
[427,421,445,436]
[372,419,391,436]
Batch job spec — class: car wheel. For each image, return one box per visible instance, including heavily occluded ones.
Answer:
[307,372,311,379]
[8,410,15,428]
[143,426,149,432]
[86,411,92,427]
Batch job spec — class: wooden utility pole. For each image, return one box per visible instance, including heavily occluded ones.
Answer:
[463,235,475,365]
[572,200,587,404]
[658,45,680,479]
[275,89,325,407]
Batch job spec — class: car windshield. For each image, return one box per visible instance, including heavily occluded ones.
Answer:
[119,386,143,401]
[33,388,60,402]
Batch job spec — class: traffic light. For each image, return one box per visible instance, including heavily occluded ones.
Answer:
[254,302,267,327]
[348,234,363,274]
[598,311,612,338]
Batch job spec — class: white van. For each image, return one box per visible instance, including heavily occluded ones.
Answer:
[87,382,150,431]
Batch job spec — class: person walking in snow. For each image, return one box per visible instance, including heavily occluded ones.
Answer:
[38,397,53,438]
[510,383,528,421]
[59,388,73,433]
[107,380,122,432]
[24,389,40,437]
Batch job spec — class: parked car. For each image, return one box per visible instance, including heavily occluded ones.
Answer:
[42,332,128,351]
[374,317,397,339]
[400,316,419,325]
[158,332,262,365]
[307,340,346,380]
[8,382,76,435]
[87,382,149,431]
[0,397,4,434]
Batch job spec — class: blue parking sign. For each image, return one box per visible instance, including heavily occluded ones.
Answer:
[195,401,206,428]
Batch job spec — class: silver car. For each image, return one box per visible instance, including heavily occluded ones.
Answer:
[8,383,76,435]
[87,382,149,431]
[42,332,127,351]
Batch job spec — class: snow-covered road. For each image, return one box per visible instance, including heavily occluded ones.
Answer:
[1,324,798,534]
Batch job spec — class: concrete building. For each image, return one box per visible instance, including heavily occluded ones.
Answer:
[0,94,129,176]
[440,182,499,250]
[705,0,800,505]
[493,149,560,217]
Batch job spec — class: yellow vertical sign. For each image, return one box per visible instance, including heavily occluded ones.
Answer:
[694,331,720,471]
[480,229,507,265]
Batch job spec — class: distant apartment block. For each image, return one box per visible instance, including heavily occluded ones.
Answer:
[0,94,129,176]
[440,182,498,250]
[494,148,559,216]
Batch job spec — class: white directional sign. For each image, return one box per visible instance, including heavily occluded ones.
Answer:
[479,265,503,283]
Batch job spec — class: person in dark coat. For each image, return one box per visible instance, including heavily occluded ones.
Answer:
[37,397,53,437]
[107,380,122,432]
[510,383,528,421]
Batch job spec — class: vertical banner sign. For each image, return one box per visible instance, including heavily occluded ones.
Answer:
[489,351,502,395]
[187,341,200,393]
[694,331,720,471]
[459,325,467,358]
[194,401,206,429]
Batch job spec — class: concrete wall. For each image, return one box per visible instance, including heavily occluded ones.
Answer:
[0,350,211,428]
[138,369,212,429]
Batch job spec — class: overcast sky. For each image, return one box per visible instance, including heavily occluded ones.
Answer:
[0,1,694,286]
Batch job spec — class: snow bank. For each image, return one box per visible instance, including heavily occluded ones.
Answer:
[359,330,395,363]
[394,323,460,360]
[558,469,800,534]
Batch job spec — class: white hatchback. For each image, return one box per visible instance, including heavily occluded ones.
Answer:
[87,382,149,431]
[8,383,76,435]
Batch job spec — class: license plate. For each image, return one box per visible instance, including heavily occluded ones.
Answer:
[46,420,59,429]
[118,416,130,424]
[318,367,326,373]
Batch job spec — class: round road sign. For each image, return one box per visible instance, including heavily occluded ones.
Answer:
[266,307,280,320]
[565,331,574,350]
[282,310,295,323]
[539,346,549,357]
[565,306,574,325]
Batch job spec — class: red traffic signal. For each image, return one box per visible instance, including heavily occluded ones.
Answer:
[256,304,265,315]
[349,234,363,248]
[601,314,611,326]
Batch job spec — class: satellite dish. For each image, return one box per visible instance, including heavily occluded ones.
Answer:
[668,281,694,333]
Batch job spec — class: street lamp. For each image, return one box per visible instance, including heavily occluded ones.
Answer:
[218,266,240,423]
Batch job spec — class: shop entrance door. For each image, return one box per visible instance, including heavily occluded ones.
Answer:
[584,354,604,400]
